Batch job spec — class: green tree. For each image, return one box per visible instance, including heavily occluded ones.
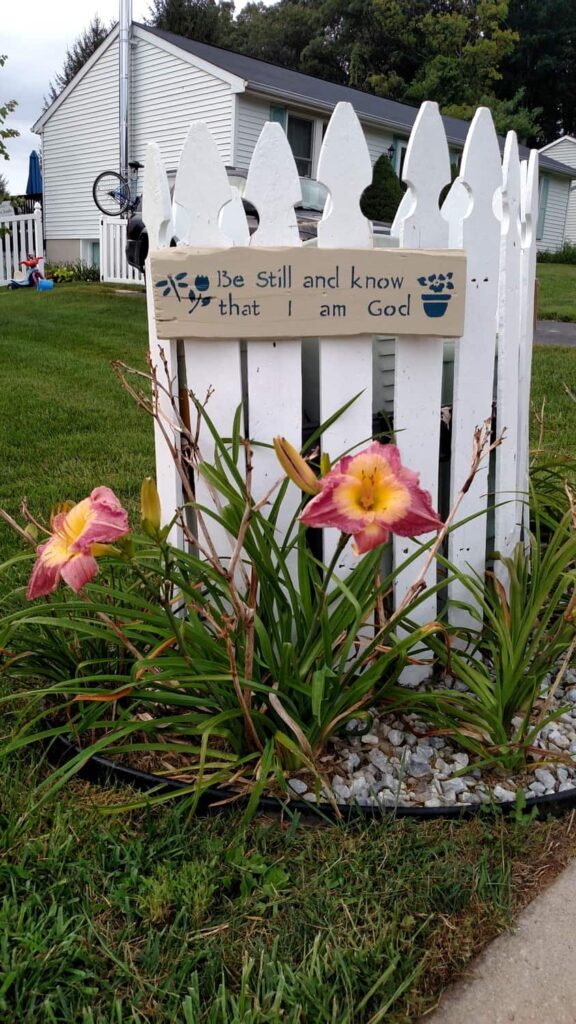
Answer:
[44,16,111,108]
[0,170,9,198]
[233,1,330,76]
[0,56,19,162]
[360,153,405,224]
[502,0,576,144]
[147,0,235,46]
[398,1,540,138]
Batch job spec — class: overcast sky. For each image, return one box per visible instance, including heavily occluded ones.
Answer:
[1,0,258,193]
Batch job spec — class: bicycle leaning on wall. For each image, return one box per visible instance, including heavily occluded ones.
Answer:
[92,161,143,217]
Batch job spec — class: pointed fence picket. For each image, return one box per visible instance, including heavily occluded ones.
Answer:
[174,123,244,561]
[494,134,523,579]
[518,151,539,535]
[243,123,303,556]
[142,143,182,545]
[142,100,539,635]
[445,108,502,627]
[316,103,374,573]
[390,102,451,683]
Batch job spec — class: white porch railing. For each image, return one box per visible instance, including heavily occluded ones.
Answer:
[0,203,44,286]
[99,216,144,285]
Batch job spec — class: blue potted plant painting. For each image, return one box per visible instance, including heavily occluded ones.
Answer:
[418,272,455,318]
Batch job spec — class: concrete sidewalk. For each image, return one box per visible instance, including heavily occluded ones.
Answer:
[421,859,576,1023]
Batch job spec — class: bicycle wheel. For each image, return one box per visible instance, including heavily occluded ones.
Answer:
[92,171,130,216]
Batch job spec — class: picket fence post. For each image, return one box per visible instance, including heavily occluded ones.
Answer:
[494,133,523,579]
[174,122,244,560]
[444,108,502,626]
[517,150,539,535]
[390,101,451,683]
[316,102,374,573]
[33,203,44,262]
[243,122,303,558]
[142,142,182,545]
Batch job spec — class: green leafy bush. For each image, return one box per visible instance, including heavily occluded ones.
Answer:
[537,243,576,265]
[361,153,406,224]
[44,260,100,283]
[399,503,576,771]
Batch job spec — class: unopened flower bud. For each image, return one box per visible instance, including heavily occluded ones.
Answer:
[273,437,322,496]
[140,477,162,536]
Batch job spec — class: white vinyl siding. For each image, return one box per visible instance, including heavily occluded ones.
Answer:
[364,127,396,166]
[542,137,576,166]
[538,174,570,251]
[235,95,270,168]
[41,32,234,242]
[565,184,576,243]
[130,36,234,170]
[542,141,576,246]
[42,39,119,240]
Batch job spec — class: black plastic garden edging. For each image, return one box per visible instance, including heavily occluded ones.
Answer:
[48,733,576,823]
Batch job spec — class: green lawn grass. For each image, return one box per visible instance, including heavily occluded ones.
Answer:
[531,344,576,458]
[0,283,153,564]
[3,755,575,1024]
[1,283,576,1023]
[537,263,576,322]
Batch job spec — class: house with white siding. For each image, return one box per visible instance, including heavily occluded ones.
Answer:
[33,21,574,264]
[539,135,576,248]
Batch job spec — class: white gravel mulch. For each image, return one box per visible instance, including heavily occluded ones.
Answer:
[288,669,576,810]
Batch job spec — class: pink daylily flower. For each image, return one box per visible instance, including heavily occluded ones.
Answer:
[300,442,442,554]
[27,487,129,600]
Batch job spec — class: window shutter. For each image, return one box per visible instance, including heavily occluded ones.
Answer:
[270,105,287,129]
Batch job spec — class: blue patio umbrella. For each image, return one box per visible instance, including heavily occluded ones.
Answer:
[26,150,42,195]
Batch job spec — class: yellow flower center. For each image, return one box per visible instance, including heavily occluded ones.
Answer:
[335,454,411,524]
[43,499,96,567]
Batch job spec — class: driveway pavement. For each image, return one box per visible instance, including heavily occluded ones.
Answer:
[421,858,576,1023]
[535,320,576,347]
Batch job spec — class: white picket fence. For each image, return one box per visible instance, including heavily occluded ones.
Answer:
[142,100,538,669]
[99,216,144,284]
[0,203,44,286]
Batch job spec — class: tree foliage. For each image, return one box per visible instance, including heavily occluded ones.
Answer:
[45,0,576,145]
[147,0,235,45]
[502,0,576,144]
[148,0,544,138]
[0,56,19,162]
[44,17,111,109]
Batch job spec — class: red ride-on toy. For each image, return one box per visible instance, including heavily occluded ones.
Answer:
[9,254,45,289]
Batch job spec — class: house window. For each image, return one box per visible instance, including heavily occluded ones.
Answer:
[269,106,316,177]
[449,148,462,175]
[287,115,314,177]
[393,136,409,178]
[270,106,287,129]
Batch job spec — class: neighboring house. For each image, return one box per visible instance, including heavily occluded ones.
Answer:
[539,135,576,248]
[33,21,574,263]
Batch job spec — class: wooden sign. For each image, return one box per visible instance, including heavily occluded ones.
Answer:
[150,246,466,339]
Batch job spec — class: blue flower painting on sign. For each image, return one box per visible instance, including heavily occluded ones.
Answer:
[155,272,214,314]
